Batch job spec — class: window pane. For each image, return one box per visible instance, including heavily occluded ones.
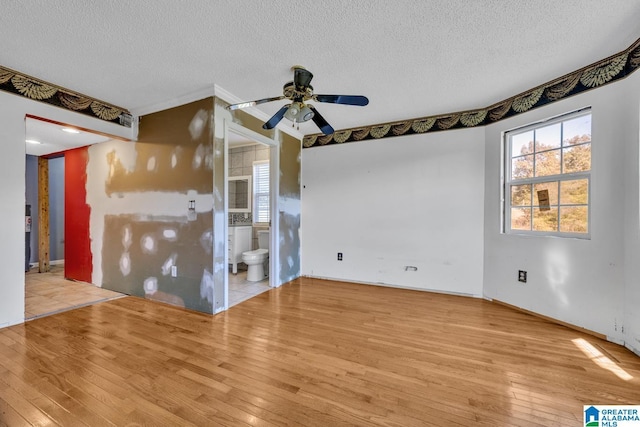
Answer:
[512,155,533,179]
[253,161,270,223]
[534,149,561,177]
[559,206,588,233]
[534,181,559,206]
[563,114,591,145]
[560,179,588,205]
[562,143,591,173]
[511,131,533,156]
[533,207,558,231]
[256,194,270,223]
[511,184,531,206]
[511,207,531,230]
[535,123,561,151]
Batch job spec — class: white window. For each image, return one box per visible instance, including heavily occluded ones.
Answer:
[504,109,591,237]
[253,160,270,224]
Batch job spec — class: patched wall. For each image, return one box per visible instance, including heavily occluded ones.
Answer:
[86,98,216,313]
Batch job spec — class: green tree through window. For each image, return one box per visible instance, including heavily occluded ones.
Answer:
[506,110,591,236]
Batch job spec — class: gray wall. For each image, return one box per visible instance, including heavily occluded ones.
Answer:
[25,155,38,266]
[48,157,64,261]
[25,155,65,265]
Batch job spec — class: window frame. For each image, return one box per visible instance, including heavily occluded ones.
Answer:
[252,160,270,225]
[503,108,592,239]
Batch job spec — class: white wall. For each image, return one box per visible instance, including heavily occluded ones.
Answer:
[301,128,485,296]
[622,72,640,355]
[483,73,639,344]
[0,91,132,328]
[302,71,640,354]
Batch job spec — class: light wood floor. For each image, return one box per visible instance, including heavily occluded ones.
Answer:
[25,265,124,320]
[2,277,639,426]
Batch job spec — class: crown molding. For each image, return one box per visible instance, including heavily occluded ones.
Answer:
[129,86,216,117]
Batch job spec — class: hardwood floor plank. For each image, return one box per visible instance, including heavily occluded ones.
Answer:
[0,378,60,427]
[2,278,640,425]
[0,395,31,427]
[0,335,122,426]
[0,369,98,427]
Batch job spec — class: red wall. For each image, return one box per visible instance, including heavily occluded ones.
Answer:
[64,147,92,282]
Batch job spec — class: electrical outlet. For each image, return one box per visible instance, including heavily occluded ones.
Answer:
[518,270,527,283]
[337,252,343,261]
[171,265,177,277]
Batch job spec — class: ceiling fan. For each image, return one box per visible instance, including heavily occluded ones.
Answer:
[226,66,369,135]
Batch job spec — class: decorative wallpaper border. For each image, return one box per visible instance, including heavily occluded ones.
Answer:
[303,37,640,149]
[0,65,132,127]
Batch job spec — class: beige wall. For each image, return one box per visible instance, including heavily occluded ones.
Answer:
[89,98,216,313]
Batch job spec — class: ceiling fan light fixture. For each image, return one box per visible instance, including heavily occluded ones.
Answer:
[284,102,314,123]
[284,103,300,121]
[299,105,314,122]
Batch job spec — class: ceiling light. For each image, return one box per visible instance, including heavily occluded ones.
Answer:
[25,139,41,144]
[299,105,314,122]
[284,103,300,121]
[284,102,314,123]
[61,127,80,134]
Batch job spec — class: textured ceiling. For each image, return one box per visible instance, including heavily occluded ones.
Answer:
[2,1,640,135]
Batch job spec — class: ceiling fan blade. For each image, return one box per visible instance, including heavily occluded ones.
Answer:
[227,96,286,111]
[294,67,313,89]
[313,94,369,106]
[262,105,289,130]
[308,105,334,135]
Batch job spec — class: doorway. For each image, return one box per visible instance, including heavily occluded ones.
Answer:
[224,123,278,308]
[24,117,124,319]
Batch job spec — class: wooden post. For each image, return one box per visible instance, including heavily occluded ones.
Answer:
[38,157,50,273]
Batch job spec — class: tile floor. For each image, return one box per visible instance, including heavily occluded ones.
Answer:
[25,264,124,320]
[228,269,270,307]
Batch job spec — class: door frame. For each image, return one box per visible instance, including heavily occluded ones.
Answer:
[223,120,279,310]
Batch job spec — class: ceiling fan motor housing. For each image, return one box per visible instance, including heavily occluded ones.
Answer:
[283,82,313,101]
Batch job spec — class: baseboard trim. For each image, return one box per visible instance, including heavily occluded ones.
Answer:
[491,298,607,340]
[626,343,640,358]
[29,259,64,268]
[301,275,481,298]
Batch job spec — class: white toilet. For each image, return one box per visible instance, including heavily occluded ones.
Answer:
[242,230,269,282]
